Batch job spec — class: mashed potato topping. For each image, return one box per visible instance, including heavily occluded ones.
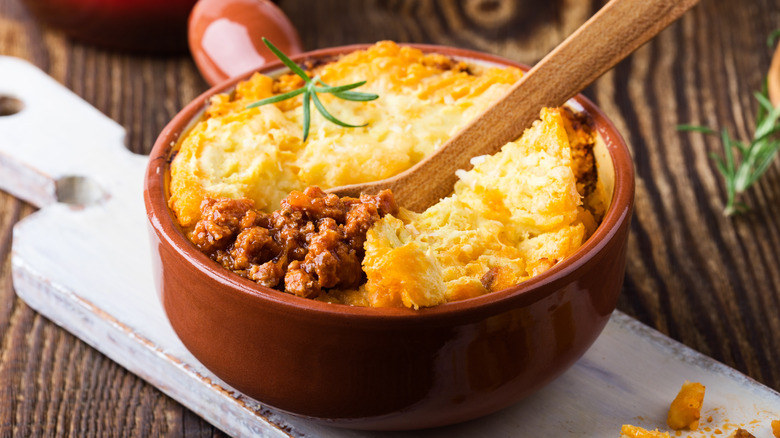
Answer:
[169,41,523,227]
[334,108,598,308]
[169,41,607,308]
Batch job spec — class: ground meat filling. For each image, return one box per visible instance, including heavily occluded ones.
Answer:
[188,186,398,298]
[563,106,598,198]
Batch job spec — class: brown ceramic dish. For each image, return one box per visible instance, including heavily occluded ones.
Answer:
[144,44,635,431]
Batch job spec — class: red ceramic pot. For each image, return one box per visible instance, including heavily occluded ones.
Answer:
[21,0,198,53]
[144,44,635,430]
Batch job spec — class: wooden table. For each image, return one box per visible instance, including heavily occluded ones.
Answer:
[1,0,779,436]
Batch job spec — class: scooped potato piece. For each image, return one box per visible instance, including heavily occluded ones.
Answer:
[620,425,670,438]
[667,380,706,430]
[363,215,447,308]
[772,419,780,438]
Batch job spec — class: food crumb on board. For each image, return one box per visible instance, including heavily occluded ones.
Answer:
[729,428,755,438]
[620,424,670,438]
[668,381,706,430]
[621,380,779,438]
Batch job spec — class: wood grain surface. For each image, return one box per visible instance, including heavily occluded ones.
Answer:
[1,0,779,436]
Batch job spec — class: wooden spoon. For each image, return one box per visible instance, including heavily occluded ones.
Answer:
[328,0,699,212]
[768,43,780,107]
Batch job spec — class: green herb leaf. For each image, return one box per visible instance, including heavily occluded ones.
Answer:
[676,124,717,135]
[313,81,368,94]
[314,78,379,101]
[302,90,311,141]
[331,90,380,102]
[768,29,780,48]
[246,39,378,142]
[311,91,368,128]
[246,87,306,108]
[262,37,310,82]
[678,86,780,216]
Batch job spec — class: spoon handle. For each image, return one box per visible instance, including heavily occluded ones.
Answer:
[332,0,699,211]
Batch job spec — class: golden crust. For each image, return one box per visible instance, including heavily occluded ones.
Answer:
[362,108,593,307]
[168,41,522,227]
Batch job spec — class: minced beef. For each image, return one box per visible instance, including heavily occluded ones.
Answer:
[188,186,398,298]
[562,106,598,198]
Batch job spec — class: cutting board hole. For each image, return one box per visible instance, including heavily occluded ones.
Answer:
[0,95,24,116]
[56,176,108,206]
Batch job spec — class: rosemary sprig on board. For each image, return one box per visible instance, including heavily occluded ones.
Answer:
[768,29,780,48]
[678,85,780,216]
[246,38,379,141]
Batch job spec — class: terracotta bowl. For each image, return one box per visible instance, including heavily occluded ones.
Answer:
[144,44,635,431]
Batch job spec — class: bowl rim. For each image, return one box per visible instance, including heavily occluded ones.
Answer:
[144,42,635,324]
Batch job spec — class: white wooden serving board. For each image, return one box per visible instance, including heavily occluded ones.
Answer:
[2,56,779,438]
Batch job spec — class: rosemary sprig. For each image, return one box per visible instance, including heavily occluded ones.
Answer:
[246,38,379,141]
[678,84,780,216]
[768,29,780,48]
